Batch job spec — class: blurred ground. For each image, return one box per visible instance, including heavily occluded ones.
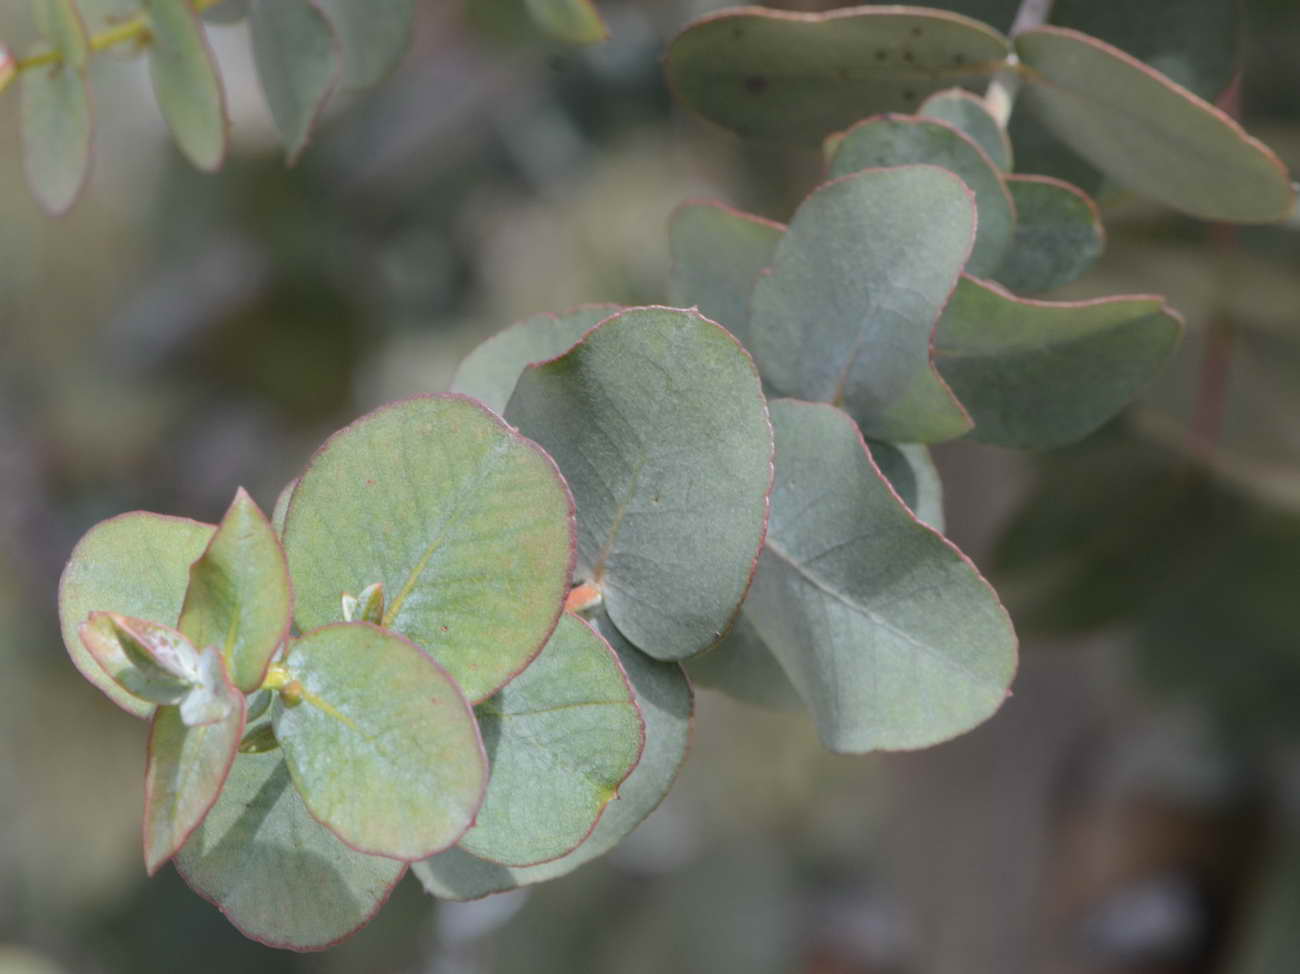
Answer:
[2,2,1300,972]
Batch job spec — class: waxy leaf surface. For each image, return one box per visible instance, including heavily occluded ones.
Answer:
[283,395,574,702]
[451,305,619,415]
[176,749,405,949]
[524,0,608,45]
[667,202,783,350]
[933,276,1183,449]
[749,167,974,443]
[143,662,246,875]
[315,0,415,90]
[1016,27,1294,223]
[78,612,197,707]
[745,400,1017,752]
[414,615,692,899]
[59,513,215,718]
[666,6,1009,144]
[179,488,292,693]
[918,87,1011,170]
[273,623,488,861]
[827,114,1014,277]
[459,613,643,866]
[994,175,1103,294]
[147,0,227,171]
[684,612,802,712]
[250,0,339,161]
[21,58,91,216]
[507,307,772,661]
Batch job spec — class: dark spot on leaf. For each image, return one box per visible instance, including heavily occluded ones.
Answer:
[440,625,449,632]
[365,479,376,486]
[744,75,768,95]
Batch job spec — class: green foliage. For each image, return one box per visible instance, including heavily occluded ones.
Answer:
[146,0,227,171]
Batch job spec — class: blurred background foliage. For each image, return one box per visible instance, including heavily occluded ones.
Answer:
[3,1,1300,972]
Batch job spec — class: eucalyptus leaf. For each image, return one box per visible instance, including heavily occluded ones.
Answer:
[506,307,772,662]
[176,749,406,949]
[459,613,643,867]
[77,612,196,707]
[994,175,1104,293]
[59,512,216,718]
[143,661,246,875]
[273,623,488,861]
[666,6,1009,144]
[20,58,91,216]
[933,276,1183,449]
[1016,27,1294,223]
[250,0,340,162]
[451,305,620,415]
[33,0,88,67]
[667,202,783,350]
[283,395,574,703]
[524,0,609,45]
[315,0,415,90]
[683,612,802,712]
[749,166,974,444]
[827,114,1014,277]
[918,87,1012,170]
[745,400,1017,752]
[179,487,292,693]
[146,0,227,171]
[414,614,692,899]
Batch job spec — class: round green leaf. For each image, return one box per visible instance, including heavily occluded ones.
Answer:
[749,166,974,444]
[746,400,1017,752]
[143,662,246,876]
[1016,26,1294,223]
[176,749,405,950]
[506,307,773,662]
[918,87,1012,170]
[524,0,609,45]
[21,57,91,216]
[667,202,784,351]
[459,612,643,867]
[315,0,415,90]
[413,613,692,900]
[827,114,1015,277]
[666,6,1009,145]
[250,0,340,162]
[179,488,291,693]
[283,395,574,702]
[146,0,228,171]
[451,304,620,415]
[993,174,1104,294]
[59,512,216,718]
[934,275,1183,449]
[684,613,802,712]
[272,623,488,861]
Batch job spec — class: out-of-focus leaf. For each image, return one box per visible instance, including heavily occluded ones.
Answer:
[665,6,1010,144]
[315,0,415,90]
[667,201,784,350]
[33,0,88,67]
[683,612,802,711]
[414,615,692,899]
[919,86,1012,169]
[506,307,772,662]
[273,623,487,861]
[867,440,945,533]
[176,749,405,949]
[20,56,91,215]
[459,613,643,866]
[179,487,291,693]
[59,513,215,719]
[827,114,1014,276]
[749,166,974,443]
[994,175,1104,293]
[1016,27,1294,223]
[524,0,608,45]
[934,276,1182,449]
[451,305,619,415]
[250,0,340,161]
[146,0,227,171]
[143,662,245,875]
[283,395,574,703]
[745,399,1017,752]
